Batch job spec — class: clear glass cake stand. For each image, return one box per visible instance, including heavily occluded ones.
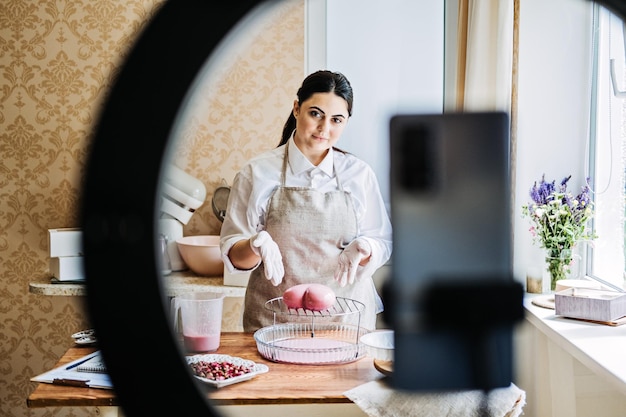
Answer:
[253,297,369,365]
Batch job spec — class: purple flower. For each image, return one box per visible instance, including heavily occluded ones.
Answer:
[522,174,597,251]
[575,180,592,208]
[529,174,562,206]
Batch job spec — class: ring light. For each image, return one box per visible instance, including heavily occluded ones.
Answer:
[80,0,626,416]
[81,0,260,415]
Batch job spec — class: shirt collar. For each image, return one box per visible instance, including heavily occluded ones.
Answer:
[288,138,334,177]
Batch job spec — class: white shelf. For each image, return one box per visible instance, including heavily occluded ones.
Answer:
[524,294,626,396]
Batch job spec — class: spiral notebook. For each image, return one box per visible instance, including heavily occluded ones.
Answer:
[75,351,107,373]
[31,350,112,389]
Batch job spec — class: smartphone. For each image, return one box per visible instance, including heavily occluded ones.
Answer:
[386,112,522,392]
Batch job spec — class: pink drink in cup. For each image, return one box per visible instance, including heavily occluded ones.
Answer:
[183,333,221,352]
[173,292,224,352]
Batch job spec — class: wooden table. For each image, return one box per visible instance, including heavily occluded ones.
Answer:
[208,333,382,405]
[27,346,115,408]
[28,332,382,415]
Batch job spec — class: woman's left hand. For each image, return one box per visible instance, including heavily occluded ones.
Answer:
[334,238,372,287]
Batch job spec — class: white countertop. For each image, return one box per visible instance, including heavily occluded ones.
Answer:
[524,294,626,396]
[164,271,246,297]
[29,270,247,298]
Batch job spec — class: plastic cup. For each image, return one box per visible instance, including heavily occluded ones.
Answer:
[171,292,225,352]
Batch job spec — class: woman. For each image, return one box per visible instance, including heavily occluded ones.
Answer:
[220,70,392,331]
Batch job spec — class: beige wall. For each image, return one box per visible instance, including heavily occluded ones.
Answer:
[0,1,304,416]
[170,2,305,236]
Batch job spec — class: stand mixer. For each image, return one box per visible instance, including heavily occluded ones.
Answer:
[159,165,207,271]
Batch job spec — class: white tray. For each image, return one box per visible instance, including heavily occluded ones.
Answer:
[186,354,269,388]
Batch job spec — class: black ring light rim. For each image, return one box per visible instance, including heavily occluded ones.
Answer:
[79,0,626,416]
[81,0,260,415]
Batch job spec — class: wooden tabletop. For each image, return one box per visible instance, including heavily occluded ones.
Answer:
[27,346,116,408]
[28,332,384,408]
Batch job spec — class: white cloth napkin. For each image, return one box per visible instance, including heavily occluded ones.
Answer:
[344,380,526,417]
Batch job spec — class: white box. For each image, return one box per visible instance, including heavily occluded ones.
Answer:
[223,266,250,287]
[555,288,626,322]
[50,256,85,281]
[49,228,83,257]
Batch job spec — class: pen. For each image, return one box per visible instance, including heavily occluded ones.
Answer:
[53,378,89,388]
[65,353,97,370]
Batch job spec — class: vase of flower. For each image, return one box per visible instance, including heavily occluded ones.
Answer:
[545,252,566,292]
[543,247,580,291]
[526,245,581,293]
[522,174,596,293]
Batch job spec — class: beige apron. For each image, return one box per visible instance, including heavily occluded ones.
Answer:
[243,146,377,331]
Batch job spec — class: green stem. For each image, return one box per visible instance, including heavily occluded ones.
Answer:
[546,249,573,291]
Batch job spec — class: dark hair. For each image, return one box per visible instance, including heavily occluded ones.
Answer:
[278,70,353,147]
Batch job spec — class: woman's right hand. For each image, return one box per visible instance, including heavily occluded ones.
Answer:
[250,231,284,286]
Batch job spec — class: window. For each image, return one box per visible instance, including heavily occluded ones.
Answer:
[589,4,626,289]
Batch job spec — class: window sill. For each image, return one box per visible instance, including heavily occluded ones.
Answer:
[523,294,626,393]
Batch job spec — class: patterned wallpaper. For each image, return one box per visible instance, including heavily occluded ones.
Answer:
[170,2,305,237]
[0,1,304,416]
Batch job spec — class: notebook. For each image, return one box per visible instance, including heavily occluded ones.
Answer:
[75,351,107,373]
[31,350,112,389]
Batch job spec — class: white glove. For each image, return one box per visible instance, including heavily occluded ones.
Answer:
[250,231,284,286]
[334,238,372,287]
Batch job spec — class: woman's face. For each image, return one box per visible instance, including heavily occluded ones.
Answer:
[292,92,349,164]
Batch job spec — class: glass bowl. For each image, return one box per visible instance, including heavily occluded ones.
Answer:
[254,322,369,365]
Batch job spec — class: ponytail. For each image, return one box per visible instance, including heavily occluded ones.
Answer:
[278,112,296,147]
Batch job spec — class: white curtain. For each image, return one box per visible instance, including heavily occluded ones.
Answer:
[457,0,515,112]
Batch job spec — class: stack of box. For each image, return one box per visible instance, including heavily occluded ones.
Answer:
[48,228,84,282]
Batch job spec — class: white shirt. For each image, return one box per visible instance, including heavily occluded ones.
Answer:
[220,138,393,275]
